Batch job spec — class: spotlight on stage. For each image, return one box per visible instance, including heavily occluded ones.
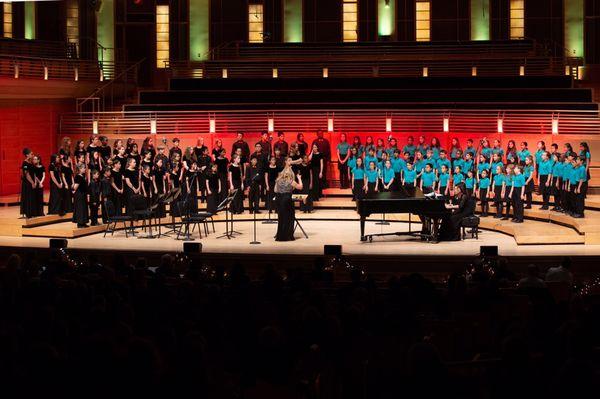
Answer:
[49,238,68,249]
[184,242,202,253]
[480,245,498,257]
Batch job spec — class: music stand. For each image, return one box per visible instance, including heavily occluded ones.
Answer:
[262,191,278,224]
[291,194,309,239]
[216,189,242,239]
[161,188,181,236]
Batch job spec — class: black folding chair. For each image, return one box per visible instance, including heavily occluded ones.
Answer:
[103,200,134,237]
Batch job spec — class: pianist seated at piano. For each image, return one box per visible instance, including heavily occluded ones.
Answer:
[439,184,473,241]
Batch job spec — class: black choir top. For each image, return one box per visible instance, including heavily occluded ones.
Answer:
[299,164,311,181]
[170,170,181,188]
[310,153,323,170]
[207,173,220,192]
[124,169,139,189]
[215,157,229,175]
[111,169,123,190]
[266,165,281,184]
[21,161,31,182]
[33,165,45,181]
[74,174,88,194]
[115,155,127,171]
[228,164,242,182]
[49,164,61,186]
[141,174,153,196]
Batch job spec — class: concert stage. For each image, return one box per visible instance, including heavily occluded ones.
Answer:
[2,189,600,259]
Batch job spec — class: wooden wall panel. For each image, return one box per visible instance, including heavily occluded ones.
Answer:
[0,101,70,196]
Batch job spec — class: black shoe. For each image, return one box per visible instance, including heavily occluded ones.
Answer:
[514,219,523,223]
[524,205,532,209]
[255,211,262,214]
[494,215,502,219]
[482,213,488,217]
[551,207,559,211]
[91,222,98,226]
[540,206,548,210]
[501,217,509,220]
[77,223,88,228]
[573,214,584,218]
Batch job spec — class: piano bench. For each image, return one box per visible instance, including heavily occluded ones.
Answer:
[461,216,480,240]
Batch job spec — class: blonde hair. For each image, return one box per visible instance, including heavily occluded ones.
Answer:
[276,166,295,184]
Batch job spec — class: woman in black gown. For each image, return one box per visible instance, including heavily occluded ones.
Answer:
[61,154,74,213]
[72,163,89,228]
[439,184,471,241]
[31,155,46,217]
[123,158,141,216]
[228,155,244,214]
[275,159,303,241]
[20,148,34,218]
[205,163,221,214]
[309,144,324,200]
[48,154,65,215]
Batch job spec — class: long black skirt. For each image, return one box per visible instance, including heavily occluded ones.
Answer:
[20,180,34,217]
[62,187,74,213]
[48,182,64,215]
[207,192,219,214]
[32,187,44,217]
[275,193,295,241]
[72,191,89,225]
[230,180,244,214]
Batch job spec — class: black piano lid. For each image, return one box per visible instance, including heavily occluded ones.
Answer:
[361,187,425,200]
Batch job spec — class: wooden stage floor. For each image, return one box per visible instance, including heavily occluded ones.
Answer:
[2,198,600,257]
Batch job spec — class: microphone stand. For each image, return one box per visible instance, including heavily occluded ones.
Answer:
[250,206,260,244]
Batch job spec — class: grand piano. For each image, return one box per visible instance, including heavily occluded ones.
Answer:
[356,187,449,242]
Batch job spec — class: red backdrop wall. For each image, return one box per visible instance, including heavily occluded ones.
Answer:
[0,100,71,195]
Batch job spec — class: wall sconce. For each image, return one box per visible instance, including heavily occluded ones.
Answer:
[74,67,79,82]
[327,116,334,132]
[209,116,216,133]
[150,117,157,135]
[385,116,392,132]
[443,116,449,132]
[43,66,48,80]
[222,68,228,78]
[422,66,428,77]
[323,67,329,78]
[471,66,477,77]
[268,117,274,133]
[14,64,19,79]
[92,120,99,135]
[272,68,278,78]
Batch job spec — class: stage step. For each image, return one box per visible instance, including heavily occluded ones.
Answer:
[22,222,107,239]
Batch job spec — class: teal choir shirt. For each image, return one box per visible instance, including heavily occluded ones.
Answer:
[454,158,464,171]
[424,157,436,169]
[402,144,416,156]
[538,159,553,176]
[563,162,574,182]
[390,157,405,173]
[512,174,526,188]
[523,165,534,179]
[453,173,464,186]
[436,158,452,174]
[364,155,378,169]
[481,147,493,160]
[417,144,429,156]
[365,169,379,183]
[364,144,376,155]
[450,147,461,160]
[491,161,504,176]
[493,174,505,187]
[517,149,531,162]
[462,159,474,173]
[535,149,545,165]
[386,146,398,158]
[506,151,517,164]
[376,146,386,159]
[353,145,365,157]
[464,146,477,158]
[579,150,591,165]
[568,166,586,185]
[337,142,350,156]
[352,167,365,180]
[552,161,563,179]
[421,171,437,188]
[438,172,450,187]
[492,147,504,158]
[404,169,417,183]
[465,177,475,189]
[415,160,425,173]
[477,163,490,176]
[430,147,441,160]
[479,177,491,189]
[381,167,395,184]
[348,157,357,170]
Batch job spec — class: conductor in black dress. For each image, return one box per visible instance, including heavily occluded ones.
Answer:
[274,159,303,241]
[439,184,471,241]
